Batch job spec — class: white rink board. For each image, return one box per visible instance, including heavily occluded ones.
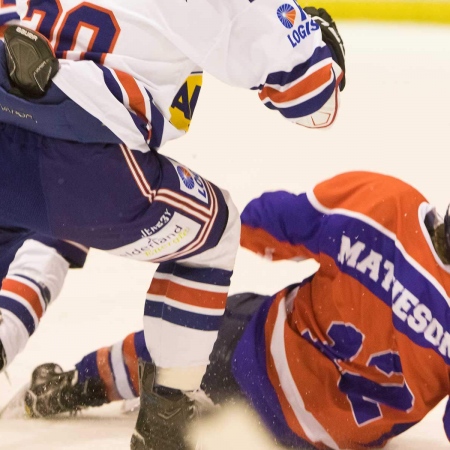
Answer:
[1,22,450,449]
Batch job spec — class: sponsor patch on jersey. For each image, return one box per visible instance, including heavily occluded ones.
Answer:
[177,166,195,189]
[171,160,209,204]
[277,4,296,28]
[140,208,172,238]
[169,73,202,132]
[108,212,201,261]
[277,1,320,48]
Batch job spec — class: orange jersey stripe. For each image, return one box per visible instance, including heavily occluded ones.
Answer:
[114,70,147,122]
[241,224,316,262]
[259,63,332,104]
[2,278,43,319]
[148,278,227,309]
[122,333,140,395]
[96,347,122,401]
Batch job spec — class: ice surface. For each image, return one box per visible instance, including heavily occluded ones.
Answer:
[1,21,450,449]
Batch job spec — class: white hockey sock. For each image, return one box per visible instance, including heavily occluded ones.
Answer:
[0,309,29,366]
[0,239,69,368]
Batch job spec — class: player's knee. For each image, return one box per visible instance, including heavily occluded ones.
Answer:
[218,188,241,256]
[8,239,70,303]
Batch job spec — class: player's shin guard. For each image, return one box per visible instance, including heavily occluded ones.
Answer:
[25,363,108,417]
[131,360,197,450]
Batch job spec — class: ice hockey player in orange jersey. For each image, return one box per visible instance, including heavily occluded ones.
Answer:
[15,171,450,449]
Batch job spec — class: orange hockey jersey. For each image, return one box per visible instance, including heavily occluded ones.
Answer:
[236,171,450,449]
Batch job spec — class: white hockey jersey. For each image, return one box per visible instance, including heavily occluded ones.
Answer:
[0,0,343,152]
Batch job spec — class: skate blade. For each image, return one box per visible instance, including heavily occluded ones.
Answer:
[0,382,30,419]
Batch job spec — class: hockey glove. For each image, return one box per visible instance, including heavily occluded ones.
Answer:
[304,7,346,91]
[4,25,59,98]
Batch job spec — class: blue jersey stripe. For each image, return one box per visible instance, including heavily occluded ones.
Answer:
[76,350,101,384]
[134,330,151,362]
[0,12,20,25]
[0,296,35,335]
[98,65,124,103]
[147,89,164,149]
[128,111,150,142]
[171,264,232,287]
[263,81,335,119]
[144,300,223,331]
[263,46,332,88]
[155,262,176,275]
[306,212,450,364]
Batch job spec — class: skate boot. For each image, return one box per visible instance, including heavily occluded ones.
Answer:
[25,363,108,417]
[131,361,199,450]
[0,339,6,372]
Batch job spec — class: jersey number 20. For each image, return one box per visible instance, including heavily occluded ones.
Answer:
[24,0,120,63]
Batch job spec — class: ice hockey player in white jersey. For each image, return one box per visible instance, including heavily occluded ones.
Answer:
[0,1,346,449]
[0,1,345,148]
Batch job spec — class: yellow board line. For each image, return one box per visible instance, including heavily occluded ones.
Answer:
[302,2,450,23]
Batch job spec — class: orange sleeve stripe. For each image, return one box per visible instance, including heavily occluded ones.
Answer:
[96,347,122,401]
[259,64,332,104]
[122,333,140,395]
[148,278,227,309]
[114,70,147,122]
[2,278,43,319]
[241,225,316,261]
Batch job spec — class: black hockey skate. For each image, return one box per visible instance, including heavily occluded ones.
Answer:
[25,363,108,418]
[131,361,198,450]
[0,339,6,372]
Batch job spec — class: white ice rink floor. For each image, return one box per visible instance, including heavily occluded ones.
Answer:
[1,21,450,449]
